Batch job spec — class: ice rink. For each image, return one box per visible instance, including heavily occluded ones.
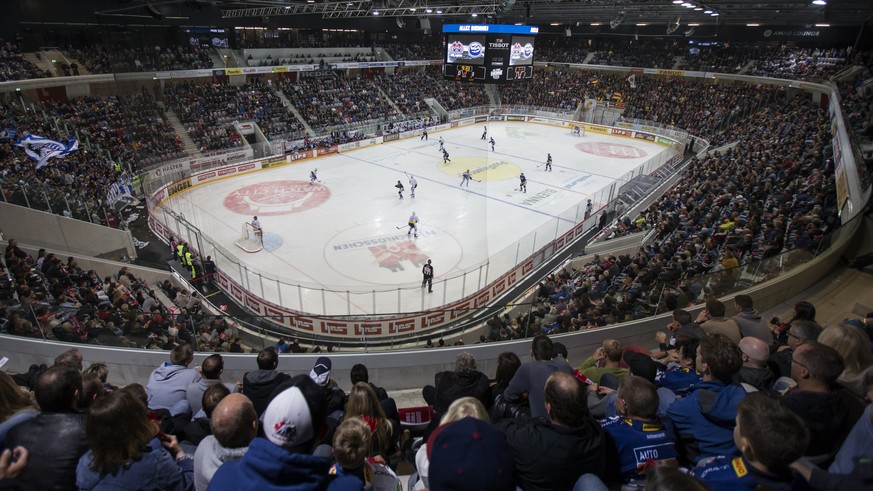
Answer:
[161,122,677,315]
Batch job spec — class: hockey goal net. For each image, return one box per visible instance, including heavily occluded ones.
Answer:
[570,125,586,137]
[234,222,263,253]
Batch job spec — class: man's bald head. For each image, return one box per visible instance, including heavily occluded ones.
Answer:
[211,393,258,449]
[738,337,769,368]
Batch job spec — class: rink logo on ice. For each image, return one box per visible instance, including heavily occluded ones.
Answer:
[575,142,648,159]
[367,242,430,273]
[223,180,329,215]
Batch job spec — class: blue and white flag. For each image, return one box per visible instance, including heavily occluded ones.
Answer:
[0,128,16,140]
[15,134,79,169]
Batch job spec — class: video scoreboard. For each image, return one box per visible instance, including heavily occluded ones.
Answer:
[442,24,538,84]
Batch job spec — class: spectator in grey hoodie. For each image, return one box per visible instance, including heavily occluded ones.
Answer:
[193,393,257,491]
[732,294,772,343]
[146,343,202,411]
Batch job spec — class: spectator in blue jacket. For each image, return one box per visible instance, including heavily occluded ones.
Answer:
[691,392,808,491]
[146,344,202,412]
[666,333,747,465]
[208,375,360,491]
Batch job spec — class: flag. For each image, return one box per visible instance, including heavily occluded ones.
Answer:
[627,74,636,89]
[14,134,79,169]
[0,128,16,140]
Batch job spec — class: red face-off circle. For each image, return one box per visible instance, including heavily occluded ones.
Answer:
[223,180,330,216]
[576,142,649,159]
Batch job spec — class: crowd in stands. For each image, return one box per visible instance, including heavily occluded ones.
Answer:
[588,40,684,69]
[279,76,402,131]
[1,303,870,491]
[0,41,50,82]
[535,38,590,64]
[380,43,442,61]
[499,69,591,112]
[679,45,763,73]
[164,82,265,151]
[248,50,379,67]
[69,45,214,74]
[747,47,852,80]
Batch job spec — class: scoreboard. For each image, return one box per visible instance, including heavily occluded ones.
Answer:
[442,24,538,84]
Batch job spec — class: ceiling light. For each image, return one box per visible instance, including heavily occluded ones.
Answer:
[672,0,683,3]
[425,8,432,12]
[409,8,416,12]
[811,0,826,4]
[285,5,291,9]
[550,23,560,26]
[471,13,477,17]
[703,9,712,13]
[694,7,703,10]
[372,10,379,15]
[684,4,696,8]
[815,23,830,26]
[747,23,760,26]
[710,12,719,16]
[688,23,700,26]
[681,2,692,6]
[591,22,602,26]
[436,9,443,13]
[636,23,648,26]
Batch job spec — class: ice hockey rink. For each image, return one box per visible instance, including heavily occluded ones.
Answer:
[160,122,678,315]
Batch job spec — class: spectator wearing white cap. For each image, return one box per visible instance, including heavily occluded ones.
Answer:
[309,356,347,423]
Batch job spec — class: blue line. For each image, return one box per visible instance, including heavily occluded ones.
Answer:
[334,148,577,224]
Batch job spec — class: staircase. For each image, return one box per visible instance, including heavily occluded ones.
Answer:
[24,52,55,76]
[376,86,404,116]
[485,84,500,107]
[163,108,201,156]
[208,48,225,69]
[275,90,315,137]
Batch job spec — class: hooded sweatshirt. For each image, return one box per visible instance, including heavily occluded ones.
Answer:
[731,309,772,343]
[147,363,203,411]
[666,380,747,464]
[207,438,360,491]
[193,435,249,491]
[242,370,291,416]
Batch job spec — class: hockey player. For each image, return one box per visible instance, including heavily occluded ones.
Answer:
[545,154,552,172]
[438,136,445,152]
[408,174,418,198]
[395,180,405,199]
[421,127,428,140]
[489,137,495,151]
[572,125,582,136]
[310,168,318,185]
[251,216,263,241]
[442,148,451,164]
[519,173,527,193]
[461,169,473,187]
[422,259,433,293]
[481,126,487,140]
[407,211,419,238]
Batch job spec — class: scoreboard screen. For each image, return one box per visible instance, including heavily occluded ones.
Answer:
[442,24,538,84]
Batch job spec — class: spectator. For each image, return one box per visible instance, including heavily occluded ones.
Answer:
[54,348,84,371]
[498,372,606,491]
[193,394,258,491]
[309,356,347,423]
[732,337,776,391]
[731,294,772,343]
[666,333,747,465]
[343,383,397,459]
[430,417,516,491]
[697,300,742,344]
[780,342,865,461]
[576,339,629,386]
[412,397,489,491]
[0,372,38,447]
[241,347,290,416]
[330,417,400,491]
[422,352,491,426]
[771,300,817,347]
[691,392,809,491]
[770,319,824,379]
[348,363,398,426]
[146,344,202,411]
[208,375,354,491]
[75,389,194,491]
[3,364,87,490]
[186,354,239,416]
[818,324,873,398]
[182,383,231,447]
[644,466,708,491]
[503,334,573,418]
[600,375,677,485]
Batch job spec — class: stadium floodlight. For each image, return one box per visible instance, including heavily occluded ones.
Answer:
[811,0,826,4]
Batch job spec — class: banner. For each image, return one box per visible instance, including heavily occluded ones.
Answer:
[15,134,79,169]
[0,128,16,140]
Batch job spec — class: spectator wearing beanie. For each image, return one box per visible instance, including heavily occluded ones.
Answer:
[208,375,359,491]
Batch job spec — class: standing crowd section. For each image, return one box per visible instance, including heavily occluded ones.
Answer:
[0,37,872,490]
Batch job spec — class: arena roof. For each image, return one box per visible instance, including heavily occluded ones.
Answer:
[208,0,872,27]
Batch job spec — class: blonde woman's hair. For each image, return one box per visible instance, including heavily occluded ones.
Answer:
[344,382,392,453]
[819,324,873,375]
[440,396,488,425]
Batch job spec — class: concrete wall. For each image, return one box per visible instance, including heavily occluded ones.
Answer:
[0,203,135,260]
